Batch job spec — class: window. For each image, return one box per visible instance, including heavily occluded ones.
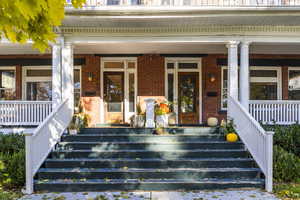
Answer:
[0,69,16,100]
[221,67,281,110]
[288,69,300,100]
[24,67,81,103]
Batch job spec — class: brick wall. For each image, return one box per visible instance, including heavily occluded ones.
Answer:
[80,55,101,127]
[202,55,227,123]
[137,54,165,96]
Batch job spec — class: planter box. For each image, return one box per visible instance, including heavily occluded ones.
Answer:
[134,115,145,128]
[156,114,168,127]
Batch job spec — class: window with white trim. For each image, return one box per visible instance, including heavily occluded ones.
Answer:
[221,67,281,110]
[288,68,300,100]
[0,68,16,100]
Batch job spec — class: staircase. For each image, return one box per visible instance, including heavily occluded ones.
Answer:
[34,127,264,192]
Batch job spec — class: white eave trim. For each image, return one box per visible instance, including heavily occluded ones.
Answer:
[64,6,300,16]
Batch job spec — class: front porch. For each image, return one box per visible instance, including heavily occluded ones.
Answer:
[1,42,300,127]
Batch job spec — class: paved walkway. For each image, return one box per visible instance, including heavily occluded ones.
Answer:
[20,189,280,200]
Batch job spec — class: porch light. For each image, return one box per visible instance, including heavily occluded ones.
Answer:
[209,73,216,83]
[88,72,93,81]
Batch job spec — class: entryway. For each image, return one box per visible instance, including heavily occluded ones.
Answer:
[100,58,137,124]
[165,58,202,125]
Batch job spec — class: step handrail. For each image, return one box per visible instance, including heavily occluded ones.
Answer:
[24,99,73,194]
[228,96,274,192]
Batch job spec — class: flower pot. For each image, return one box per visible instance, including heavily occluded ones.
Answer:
[156,114,168,127]
[134,115,145,128]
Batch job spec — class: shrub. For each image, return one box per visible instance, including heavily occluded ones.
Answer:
[0,133,25,189]
[272,124,300,156]
[273,145,300,183]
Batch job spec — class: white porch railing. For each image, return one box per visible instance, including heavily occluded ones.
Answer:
[228,96,274,192]
[24,99,73,194]
[0,101,52,126]
[249,100,300,125]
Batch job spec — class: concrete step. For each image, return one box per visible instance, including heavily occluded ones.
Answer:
[51,149,249,159]
[34,178,264,192]
[37,167,261,180]
[56,141,244,151]
[44,158,256,169]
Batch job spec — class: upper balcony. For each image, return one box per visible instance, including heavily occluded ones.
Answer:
[66,0,300,7]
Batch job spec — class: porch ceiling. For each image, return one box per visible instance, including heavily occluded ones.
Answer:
[1,42,300,55]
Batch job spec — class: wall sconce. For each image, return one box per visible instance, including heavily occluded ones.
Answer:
[88,72,93,82]
[209,73,216,83]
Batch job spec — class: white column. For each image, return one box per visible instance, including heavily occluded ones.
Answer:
[226,41,240,101]
[52,41,62,109]
[61,43,74,111]
[240,41,250,111]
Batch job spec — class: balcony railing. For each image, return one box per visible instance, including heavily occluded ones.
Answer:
[67,0,300,7]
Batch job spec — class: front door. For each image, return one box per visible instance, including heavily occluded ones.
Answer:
[178,72,199,124]
[103,72,124,124]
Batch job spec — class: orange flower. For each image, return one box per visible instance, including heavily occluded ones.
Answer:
[160,103,169,114]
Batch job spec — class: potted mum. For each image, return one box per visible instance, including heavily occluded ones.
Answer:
[155,101,171,127]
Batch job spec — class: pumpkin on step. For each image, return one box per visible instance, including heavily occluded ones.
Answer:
[226,132,238,142]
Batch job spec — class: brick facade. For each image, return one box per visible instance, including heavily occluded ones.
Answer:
[137,54,165,96]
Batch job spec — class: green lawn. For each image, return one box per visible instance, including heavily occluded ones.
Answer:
[274,183,300,200]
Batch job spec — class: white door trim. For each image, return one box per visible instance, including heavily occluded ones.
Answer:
[100,57,138,124]
[165,57,202,124]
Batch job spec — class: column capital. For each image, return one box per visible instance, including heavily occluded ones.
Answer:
[226,41,240,48]
[240,41,252,47]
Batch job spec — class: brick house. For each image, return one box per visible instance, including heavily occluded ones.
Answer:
[1,0,300,194]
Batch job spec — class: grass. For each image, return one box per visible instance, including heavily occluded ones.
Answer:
[0,188,22,200]
[274,183,300,200]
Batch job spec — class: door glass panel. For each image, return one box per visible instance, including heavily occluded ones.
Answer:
[250,70,277,77]
[27,69,52,77]
[250,82,277,100]
[104,62,124,69]
[167,63,175,69]
[107,0,121,5]
[74,69,81,107]
[179,75,196,113]
[104,73,123,112]
[168,74,174,111]
[26,82,52,101]
[129,73,135,112]
[178,63,198,69]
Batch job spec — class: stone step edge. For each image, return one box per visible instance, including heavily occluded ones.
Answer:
[38,167,261,173]
[52,149,247,153]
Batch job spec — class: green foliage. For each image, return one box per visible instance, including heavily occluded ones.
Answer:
[0,133,24,154]
[0,188,22,200]
[274,183,300,199]
[220,119,236,134]
[273,145,300,183]
[272,124,300,157]
[0,0,86,52]
[0,133,25,189]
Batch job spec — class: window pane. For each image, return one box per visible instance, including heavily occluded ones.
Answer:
[250,70,277,77]
[104,73,123,112]
[179,75,196,113]
[222,69,228,109]
[104,62,124,69]
[0,70,16,100]
[129,73,135,112]
[178,63,198,69]
[27,69,52,77]
[250,82,277,100]
[289,70,300,100]
[26,82,52,101]
[168,74,174,112]
[128,62,136,69]
[107,0,121,5]
[167,63,175,69]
